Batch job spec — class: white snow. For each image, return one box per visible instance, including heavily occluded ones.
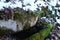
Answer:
[0,0,59,11]
[49,0,57,6]
[0,0,48,11]
[57,26,60,29]
[0,0,6,2]
[23,0,35,5]
[56,17,60,24]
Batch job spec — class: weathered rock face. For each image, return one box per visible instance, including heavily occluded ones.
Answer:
[15,15,39,31]
[29,16,38,27]
[15,20,24,31]
[0,7,39,31]
[2,8,14,20]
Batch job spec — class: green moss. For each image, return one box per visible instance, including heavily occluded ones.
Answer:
[25,24,53,40]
